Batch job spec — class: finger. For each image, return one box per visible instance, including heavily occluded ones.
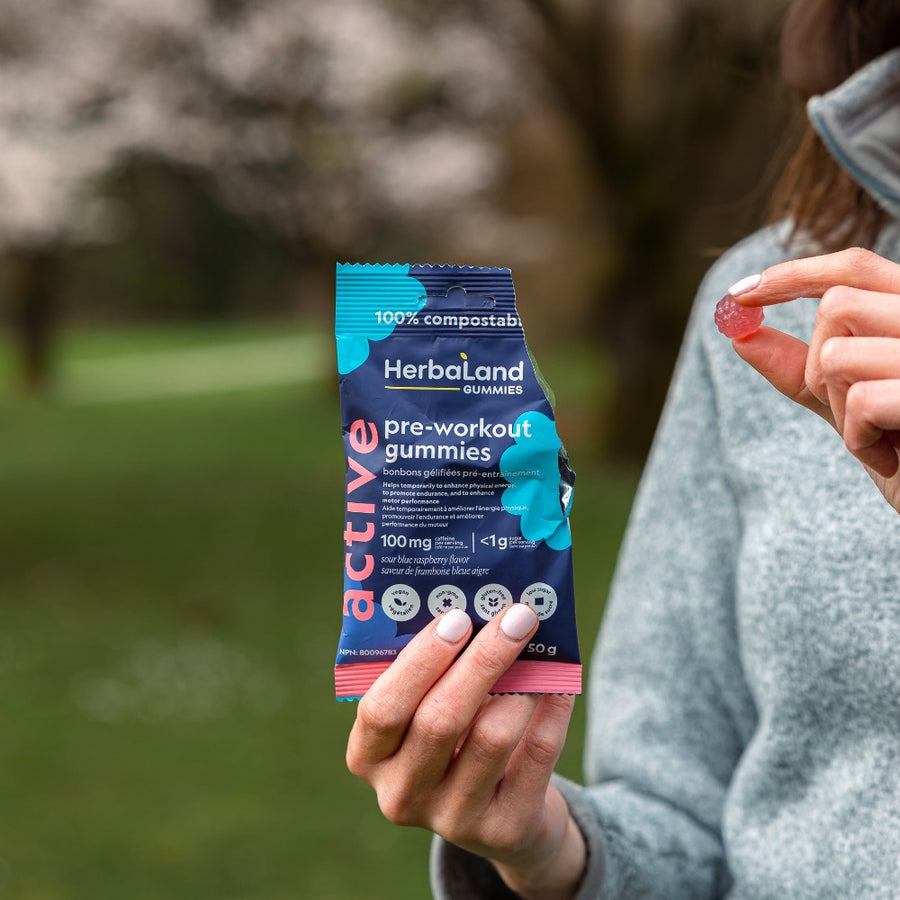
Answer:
[439,694,574,868]
[402,604,539,779]
[347,608,472,773]
[817,337,900,431]
[843,380,900,478]
[730,248,900,307]
[805,289,900,403]
[499,693,575,806]
[731,326,833,425]
[439,693,540,821]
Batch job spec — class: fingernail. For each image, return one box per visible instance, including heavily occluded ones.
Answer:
[436,608,470,643]
[500,604,538,641]
[728,274,761,296]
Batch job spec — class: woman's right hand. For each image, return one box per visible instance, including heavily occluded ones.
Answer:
[729,248,900,513]
[345,604,586,900]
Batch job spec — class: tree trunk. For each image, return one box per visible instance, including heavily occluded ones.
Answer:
[9,248,61,394]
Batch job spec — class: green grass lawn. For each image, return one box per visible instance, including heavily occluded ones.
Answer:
[0,326,639,899]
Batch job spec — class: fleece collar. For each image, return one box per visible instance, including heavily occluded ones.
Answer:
[808,46,900,221]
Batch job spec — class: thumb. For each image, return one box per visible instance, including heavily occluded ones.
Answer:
[732,326,833,426]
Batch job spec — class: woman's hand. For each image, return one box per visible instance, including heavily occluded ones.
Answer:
[728,247,900,511]
[345,604,585,900]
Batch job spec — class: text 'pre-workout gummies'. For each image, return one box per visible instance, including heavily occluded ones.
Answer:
[334,264,580,700]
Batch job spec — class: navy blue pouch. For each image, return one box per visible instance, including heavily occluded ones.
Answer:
[335,264,579,698]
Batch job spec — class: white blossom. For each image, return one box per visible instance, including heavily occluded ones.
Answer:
[0,0,524,251]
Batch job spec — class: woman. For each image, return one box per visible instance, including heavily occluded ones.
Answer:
[346,2,900,896]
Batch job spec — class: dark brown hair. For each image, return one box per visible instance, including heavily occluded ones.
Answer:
[771,0,900,250]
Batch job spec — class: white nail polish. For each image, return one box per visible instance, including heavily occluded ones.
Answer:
[728,274,761,296]
[500,604,537,640]
[436,608,470,643]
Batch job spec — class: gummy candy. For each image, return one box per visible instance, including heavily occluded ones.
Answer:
[714,293,764,339]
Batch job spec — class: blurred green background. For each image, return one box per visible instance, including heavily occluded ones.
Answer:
[0,328,638,899]
[0,1,792,897]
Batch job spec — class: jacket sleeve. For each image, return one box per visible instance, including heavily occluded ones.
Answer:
[571,287,759,897]
[430,245,769,898]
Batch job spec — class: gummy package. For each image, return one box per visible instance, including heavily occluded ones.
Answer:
[334,264,580,699]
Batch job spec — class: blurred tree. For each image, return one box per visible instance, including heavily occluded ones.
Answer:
[498,0,790,455]
[7,248,60,392]
[0,0,518,390]
[0,0,789,458]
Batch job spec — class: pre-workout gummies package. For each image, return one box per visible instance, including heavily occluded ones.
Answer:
[335,264,580,699]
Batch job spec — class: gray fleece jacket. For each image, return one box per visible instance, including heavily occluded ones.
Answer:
[431,47,900,899]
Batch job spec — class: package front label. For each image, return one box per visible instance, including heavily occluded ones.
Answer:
[335,263,580,699]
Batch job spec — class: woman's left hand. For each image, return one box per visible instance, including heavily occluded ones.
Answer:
[728,247,900,512]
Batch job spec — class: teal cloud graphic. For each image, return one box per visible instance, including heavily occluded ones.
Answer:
[500,411,573,550]
[335,264,427,374]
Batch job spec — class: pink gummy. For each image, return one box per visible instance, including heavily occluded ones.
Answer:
[714,293,764,339]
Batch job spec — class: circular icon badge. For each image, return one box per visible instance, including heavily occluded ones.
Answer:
[474,583,513,621]
[519,582,558,620]
[381,584,421,621]
[427,584,467,618]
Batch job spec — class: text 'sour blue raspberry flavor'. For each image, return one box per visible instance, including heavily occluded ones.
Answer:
[335,264,580,700]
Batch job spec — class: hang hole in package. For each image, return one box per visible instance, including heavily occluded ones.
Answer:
[335,263,580,700]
